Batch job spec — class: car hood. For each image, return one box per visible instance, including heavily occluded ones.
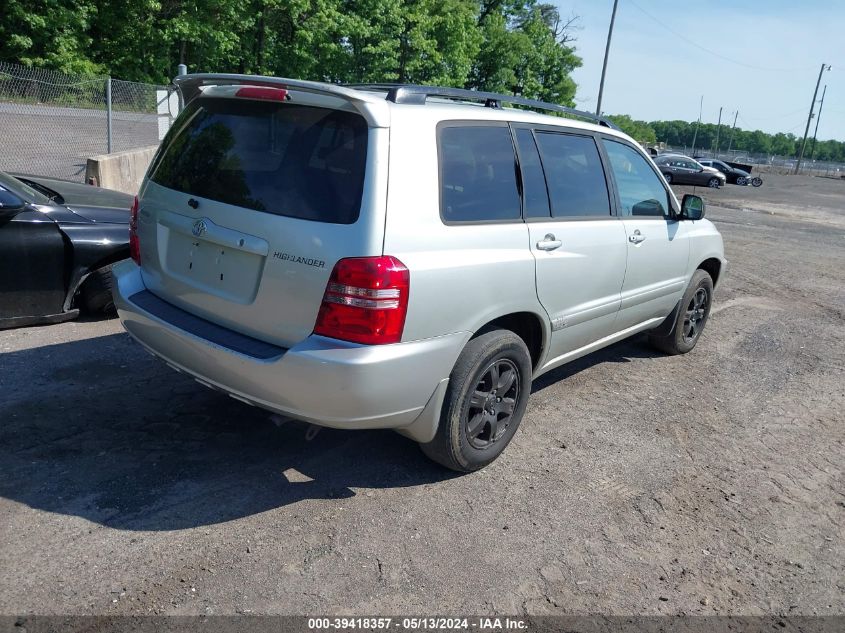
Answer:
[13,173,132,209]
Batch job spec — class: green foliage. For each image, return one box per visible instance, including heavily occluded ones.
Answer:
[620,118,844,162]
[605,114,655,144]
[1,0,579,105]
[0,0,105,75]
[467,1,580,105]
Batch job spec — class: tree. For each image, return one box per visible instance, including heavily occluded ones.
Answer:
[606,114,655,144]
[0,0,103,75]
[467,1,581,105]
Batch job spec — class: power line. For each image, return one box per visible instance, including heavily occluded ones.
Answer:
[627,0,819,73]
[736,114,805,135]
[738,107,812,122]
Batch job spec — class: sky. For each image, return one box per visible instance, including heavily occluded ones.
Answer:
[558,0,845,141]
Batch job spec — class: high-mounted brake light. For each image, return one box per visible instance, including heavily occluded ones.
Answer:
[235,86,289,101]
[314,256,410,345]
[129,195,140,265]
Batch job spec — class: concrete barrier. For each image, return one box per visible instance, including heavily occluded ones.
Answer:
[85,145,159,195]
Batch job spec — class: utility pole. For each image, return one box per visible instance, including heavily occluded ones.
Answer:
[726,111,739,155]
[810,85,827,161]
[595,0,619,117]
[713,106,723,157]
[691,95,703,156]
[795,63,830,174]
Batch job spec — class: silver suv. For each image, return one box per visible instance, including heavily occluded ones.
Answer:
[113,75,726,471]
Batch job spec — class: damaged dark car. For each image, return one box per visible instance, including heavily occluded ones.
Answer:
[0,171,131,329]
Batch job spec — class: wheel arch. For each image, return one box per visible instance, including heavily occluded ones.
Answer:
[473,311,547,373]
[697,257,722,287]
[63,246,130,311]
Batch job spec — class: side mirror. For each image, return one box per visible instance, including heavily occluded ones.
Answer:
[681,194,705,220]
[0,189,26,220]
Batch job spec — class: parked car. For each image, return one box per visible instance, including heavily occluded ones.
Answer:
[0,171,131,329]
[698,159,762,186]
[113,76,726,472]
[654,154,726,188]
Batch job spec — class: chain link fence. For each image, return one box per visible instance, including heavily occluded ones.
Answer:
[0,62,178,182]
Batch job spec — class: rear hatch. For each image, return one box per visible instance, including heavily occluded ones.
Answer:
[136,80,389,348]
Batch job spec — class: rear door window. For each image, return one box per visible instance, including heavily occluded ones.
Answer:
[533,132,611,218]
[149,97,368,224]
[438,124,520,223]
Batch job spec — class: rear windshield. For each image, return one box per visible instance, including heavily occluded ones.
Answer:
[149,97,368,224]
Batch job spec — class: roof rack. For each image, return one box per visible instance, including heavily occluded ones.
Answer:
[345,83,618,130]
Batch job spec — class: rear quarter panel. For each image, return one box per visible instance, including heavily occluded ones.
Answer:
[382,109,550,350]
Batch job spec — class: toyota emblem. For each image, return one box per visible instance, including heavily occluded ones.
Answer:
[192,219,208,237]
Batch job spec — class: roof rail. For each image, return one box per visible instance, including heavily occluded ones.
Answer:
[345,83,619,130]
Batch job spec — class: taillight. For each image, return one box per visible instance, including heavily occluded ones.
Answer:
[129,195,140,265]
[314,256,410,345]
[235,86,289,101]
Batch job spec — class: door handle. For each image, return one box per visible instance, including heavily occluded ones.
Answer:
[628,230,646,244]
[537,233,562,251]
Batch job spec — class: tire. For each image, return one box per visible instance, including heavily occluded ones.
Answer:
[663,172,673,184]
[707,176,721,188]
[649,269,714,355]
[420,329,533,472]
[736,176,748,186]
[81,264,116,314]
[751,177,763,187]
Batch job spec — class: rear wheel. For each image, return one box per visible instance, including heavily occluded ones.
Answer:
[649,269,714,355]
[81,264,116,314]
[420,329,532,472]
[707,176,721,188]
[736,176,748,186]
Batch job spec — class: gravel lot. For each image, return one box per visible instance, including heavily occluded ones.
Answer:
[1,174,843,617]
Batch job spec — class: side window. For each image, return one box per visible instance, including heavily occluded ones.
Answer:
[513,128,550,218]
[439,125,520,223]
[604,140,671,218]
[534,132,611,218]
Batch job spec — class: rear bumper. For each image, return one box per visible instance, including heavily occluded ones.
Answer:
[112,260,466,435]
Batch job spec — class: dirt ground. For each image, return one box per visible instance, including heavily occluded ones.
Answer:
[1,173,843,617]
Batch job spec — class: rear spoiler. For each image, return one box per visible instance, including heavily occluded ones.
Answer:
[172,73,391,127]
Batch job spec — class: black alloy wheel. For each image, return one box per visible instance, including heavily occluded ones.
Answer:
[465,359,520,449]
[683,286,710,344]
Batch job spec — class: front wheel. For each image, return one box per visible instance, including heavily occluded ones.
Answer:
[649,269,714,355]
[420,329,533,472]
[663,172,673,184]
[707,176,721,188]
[736,176,748,186]
[751,177,763,187]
